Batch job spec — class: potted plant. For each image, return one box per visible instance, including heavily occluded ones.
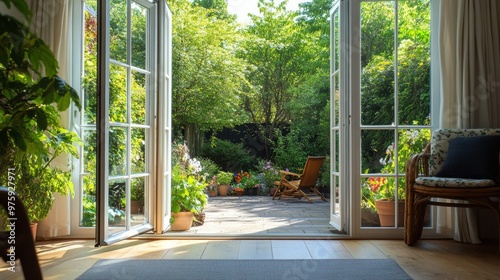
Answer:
[130,181,144,214]
[216,171,233,196]
[0,0,81,239]
[171,165,208,230]
[256,160,282,196]
[206,175,218,197]
[239,172,261,196]
[364,129,430,227]
[170,143,208,231]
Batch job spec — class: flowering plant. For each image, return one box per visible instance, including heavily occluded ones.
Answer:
[171,143,208,216]
[234,171,261,189]
[362,128,430,209]
[257,160,282,188]
[206,175,217,191]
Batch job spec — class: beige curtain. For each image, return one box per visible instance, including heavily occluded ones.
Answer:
[28,0,73,239]
[439,0,500,243]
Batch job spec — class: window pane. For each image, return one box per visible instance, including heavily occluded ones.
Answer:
[83,129,97,173]
[110,64,128,123]
[109,126,127,176]
[333,73,340,127]
[83,7,97,125]
[131,128,146,173]
[108,180,126,228]
[397,0,431,125]
[360,1,395,126]
[110,0,127,64]
[131,71,147,124]
[131,176,148,227]
[81,175,96,227]
[131,2,147,69]
[332,9,340,71]
[361,129,394,173]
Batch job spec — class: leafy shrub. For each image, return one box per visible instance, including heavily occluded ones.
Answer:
[198,157,220,178]
[272,128,307,173]
[201,138,257,172]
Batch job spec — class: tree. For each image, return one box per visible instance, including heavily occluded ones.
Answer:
[193,0,236,21]
[360,0,430,172]
[239,0,307,158]
[169,0,249,154]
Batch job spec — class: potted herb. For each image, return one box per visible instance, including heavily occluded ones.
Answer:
[216,171,233,196]
[0,0,80,238]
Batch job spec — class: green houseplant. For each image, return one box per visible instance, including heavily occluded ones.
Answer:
[0,0,81,234]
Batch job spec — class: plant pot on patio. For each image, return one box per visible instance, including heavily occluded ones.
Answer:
[170,212,194,231]
[375,199,405,227]
[234,187,244,196]
[218,184,229,196]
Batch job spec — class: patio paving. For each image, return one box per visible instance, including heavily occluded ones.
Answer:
[161,194,339,238]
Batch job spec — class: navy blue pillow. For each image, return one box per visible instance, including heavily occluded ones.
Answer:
[436,135,500,181]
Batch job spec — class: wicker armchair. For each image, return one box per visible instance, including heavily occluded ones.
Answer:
[405,129,500,253]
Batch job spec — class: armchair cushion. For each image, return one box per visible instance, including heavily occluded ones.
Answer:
[435,135,500,181]
[415,177,497,188]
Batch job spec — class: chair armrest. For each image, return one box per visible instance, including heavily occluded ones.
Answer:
[279,170,302,180]
[405,143,431,187]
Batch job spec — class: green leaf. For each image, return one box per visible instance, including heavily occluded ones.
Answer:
[35,108,48,130]
[8,129,26,151]
[57,93,71,111]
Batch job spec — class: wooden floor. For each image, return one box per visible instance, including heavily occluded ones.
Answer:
[0,238,498,279]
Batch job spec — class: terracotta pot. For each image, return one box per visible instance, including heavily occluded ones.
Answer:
[209,190,217,197]
[234,188,244,196]
[30,223,37,242]
[130,200,142,214]
[375,199,405,227]
[217,184,229,196]
[170,212,194,231]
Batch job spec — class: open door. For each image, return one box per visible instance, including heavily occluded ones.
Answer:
[95,0,171,245]
[155,1,173,234]
[329,0,348,233]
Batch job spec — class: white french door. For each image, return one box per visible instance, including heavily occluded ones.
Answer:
[88,0,171,245]
[335,0,434,238]
[329,0,349,233]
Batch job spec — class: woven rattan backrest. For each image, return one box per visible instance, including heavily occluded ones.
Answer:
[429,128,500,176]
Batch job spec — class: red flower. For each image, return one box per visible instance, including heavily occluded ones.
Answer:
[367,177,387,192]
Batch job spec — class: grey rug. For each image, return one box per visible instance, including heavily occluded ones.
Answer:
[77,259,412,280]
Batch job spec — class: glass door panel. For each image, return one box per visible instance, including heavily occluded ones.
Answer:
[90,0,156,245]
[351,0,432,235]
[330,1,345,231]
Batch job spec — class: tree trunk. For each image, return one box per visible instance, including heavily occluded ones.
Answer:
[184,124,204,157]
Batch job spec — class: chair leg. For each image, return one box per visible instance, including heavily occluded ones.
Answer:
[310,187,328,202]
[405,188,414,245]
[297,190,312,203]
[413,201,428,241]
[272,182,283,200]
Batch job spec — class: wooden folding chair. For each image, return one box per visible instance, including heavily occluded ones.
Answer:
[272,156,328,203]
